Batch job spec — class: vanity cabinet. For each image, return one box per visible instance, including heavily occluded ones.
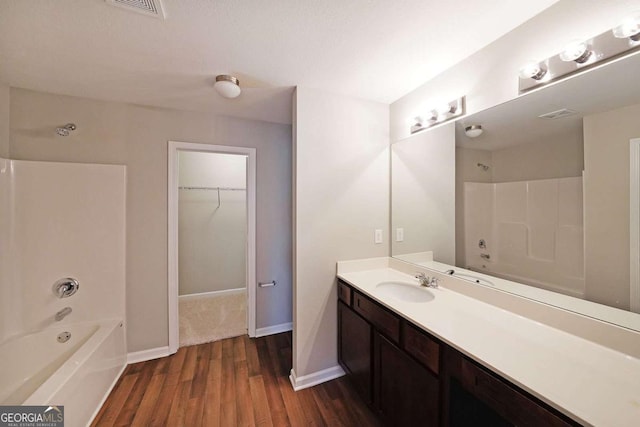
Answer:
[375,333,440,426]
[337,279,581,427]
[338,300,372,403]
[442,346,576,427]
[338,280,440,426]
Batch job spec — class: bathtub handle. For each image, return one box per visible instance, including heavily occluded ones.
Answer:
[53,278,80,298]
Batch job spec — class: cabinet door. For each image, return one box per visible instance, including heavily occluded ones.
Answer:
[338,300,372,404]
[376,333,439,427]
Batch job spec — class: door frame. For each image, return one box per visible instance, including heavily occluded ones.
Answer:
[630,138,640,313]
[168,141,257,354]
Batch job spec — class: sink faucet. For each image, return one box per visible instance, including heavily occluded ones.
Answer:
[415,273,439,288]
[55,307,72,321]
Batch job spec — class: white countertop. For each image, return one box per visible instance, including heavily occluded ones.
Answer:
[337,265,640,427]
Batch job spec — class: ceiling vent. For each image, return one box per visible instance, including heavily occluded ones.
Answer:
[538,108,578,120]
[106,0,165,19]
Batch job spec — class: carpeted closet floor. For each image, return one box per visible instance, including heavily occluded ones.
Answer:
[179,291,246,347]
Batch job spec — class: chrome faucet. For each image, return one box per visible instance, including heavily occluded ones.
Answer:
[52,278,79,299]
[415,272,439,288]
[55,307,72,321]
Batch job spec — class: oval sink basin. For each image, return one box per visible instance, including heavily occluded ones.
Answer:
[376,281,435,303]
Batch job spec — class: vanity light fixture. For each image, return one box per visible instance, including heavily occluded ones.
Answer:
[612,14,640,41]
[559,40,592,63]
[214,75,241,99]
[519,15,640,92]
[465,125,483,138]
[519,61,547,80]
[410,96,465,135]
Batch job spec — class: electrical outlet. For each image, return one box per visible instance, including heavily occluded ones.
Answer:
[396,228,404,242]
[374,229,383,244]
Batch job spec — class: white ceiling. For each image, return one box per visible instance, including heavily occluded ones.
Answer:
[0,0,559,124]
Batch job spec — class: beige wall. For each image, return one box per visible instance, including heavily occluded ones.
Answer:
[583,103,640,310]
[293,87,389,378]
[0,83,9,157]
[178,152,246,295]
[9,88,292,352]
[491,132,584,183]
[11,160,126,338]
[390,0,635,142]
[0,84,9,339]
[392,124,455,263]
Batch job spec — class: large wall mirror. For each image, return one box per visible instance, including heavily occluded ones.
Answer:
[391,51,640,332]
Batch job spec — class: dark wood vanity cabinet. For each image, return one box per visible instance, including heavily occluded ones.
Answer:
[338,280,440,426]
[442,346,577,427]
[337,279,581,427]
[338,300,372,403]
[376,333,440,426]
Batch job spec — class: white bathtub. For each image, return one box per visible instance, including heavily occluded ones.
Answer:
[0,319,126,427]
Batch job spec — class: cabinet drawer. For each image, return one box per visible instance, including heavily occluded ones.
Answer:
[337,281,352,306]
[353,291,400,343]
[402,322,440,375]
[459,357,573,427]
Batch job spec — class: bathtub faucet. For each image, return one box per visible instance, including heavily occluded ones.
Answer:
[55,307,72,321]
[52,278,80,299]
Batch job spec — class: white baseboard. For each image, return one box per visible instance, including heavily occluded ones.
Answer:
[289,365,345,391]
[255,322,292,338]
[127,345,171,364]
[179,287,245,301]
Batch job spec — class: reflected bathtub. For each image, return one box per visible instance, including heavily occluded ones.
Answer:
[0,319,126,427]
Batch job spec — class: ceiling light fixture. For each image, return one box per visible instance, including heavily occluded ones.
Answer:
[559,40,592,63]
[612,15,640,41]
[214,75,241,99]
[465,125,483,138]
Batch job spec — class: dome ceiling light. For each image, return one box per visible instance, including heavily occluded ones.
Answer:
[214,75,241,99]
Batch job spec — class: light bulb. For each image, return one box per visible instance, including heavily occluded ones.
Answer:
[559,40,592,63]
[612,15,640,41]
[436,103,455,115]
[519,61,547,80]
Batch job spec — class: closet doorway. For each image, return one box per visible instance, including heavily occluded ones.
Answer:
[168,141,256,353]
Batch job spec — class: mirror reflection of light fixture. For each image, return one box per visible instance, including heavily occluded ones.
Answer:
[559,40,592,63]
[519,61,547,80]
[465,125,483,138]
[214,75,241,99]
[612,15,640,41]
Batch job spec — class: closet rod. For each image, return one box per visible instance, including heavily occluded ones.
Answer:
[178,186,246,191]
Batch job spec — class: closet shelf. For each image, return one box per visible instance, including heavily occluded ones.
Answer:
[178,186,245,191]
[178,186,246,209]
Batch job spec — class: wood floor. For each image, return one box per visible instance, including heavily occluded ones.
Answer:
[91,332,381,426]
